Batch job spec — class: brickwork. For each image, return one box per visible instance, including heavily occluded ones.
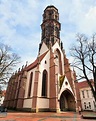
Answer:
[49,49,60,112]
[32,65,40,112]
[3,67,27,110]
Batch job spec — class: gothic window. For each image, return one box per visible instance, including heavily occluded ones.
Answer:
[28,72,33,97]
[93,101,96,108]
[46,38,49,44]
[42,70,47,97]
[51,37,54,45]
[43,14,46,20]
[55,49,62,74]
[86,90,89,98]
[42,28,45,39]
[55,15,58,20]
[84,102,86,109]
[49,10,53,19]
[50,26,54,35]
[89,102,91,109]
[45,26,50,37]
[45,60,47,64]
[82,91,85,98]
[55,26,59,38]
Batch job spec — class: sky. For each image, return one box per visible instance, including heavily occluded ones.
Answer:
[0,0,96,70]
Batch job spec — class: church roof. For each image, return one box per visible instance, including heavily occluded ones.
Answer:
[78,79,93,89]
[26,51,48,71]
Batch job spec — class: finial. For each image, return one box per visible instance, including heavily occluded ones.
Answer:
[18,68,20,72]
[22,65,24,69]
[25,61,28,67]
[15,70,17,74]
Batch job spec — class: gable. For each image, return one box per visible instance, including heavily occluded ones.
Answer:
[26,50,49,71]
[52,41,61,52]
[52,41,64,59]
[58,75,74,99]
[39,42,49,56]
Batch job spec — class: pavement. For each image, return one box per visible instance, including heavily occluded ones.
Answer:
[0,111,96,121]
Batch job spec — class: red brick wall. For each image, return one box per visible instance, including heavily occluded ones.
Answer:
[32,66,39,109]
[49,50,57,110]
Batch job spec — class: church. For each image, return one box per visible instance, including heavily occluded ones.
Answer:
[3,5,81,112]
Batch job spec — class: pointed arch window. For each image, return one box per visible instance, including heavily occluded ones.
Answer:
[42,70,47,97]
[28,72,33,97]
[55,49,62,74]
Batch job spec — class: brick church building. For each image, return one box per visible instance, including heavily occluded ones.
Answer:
[3,5,81,112]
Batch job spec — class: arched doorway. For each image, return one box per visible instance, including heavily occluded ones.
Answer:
[60,89,76,111]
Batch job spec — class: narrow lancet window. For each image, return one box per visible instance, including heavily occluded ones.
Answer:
[28,72,33,97]
[42,70,47,97]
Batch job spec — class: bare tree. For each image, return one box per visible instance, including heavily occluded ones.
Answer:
[70,34,96,102]
[0,43,20,85]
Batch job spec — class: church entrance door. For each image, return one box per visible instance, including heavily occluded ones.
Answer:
[60,89,75,111]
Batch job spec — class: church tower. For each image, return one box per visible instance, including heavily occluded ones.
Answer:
[39,6,61,49]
